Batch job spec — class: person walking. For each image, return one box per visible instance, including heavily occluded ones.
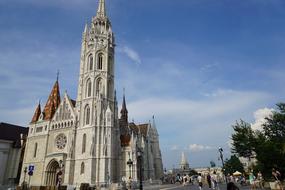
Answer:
[207,173,212,189]
[249,170,256,190]
[257,171,264,189]
[211,171,218,190]
[198,173,203,190]
[272,168,283,190]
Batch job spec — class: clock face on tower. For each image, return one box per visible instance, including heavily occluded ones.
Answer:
[55,134,67,150]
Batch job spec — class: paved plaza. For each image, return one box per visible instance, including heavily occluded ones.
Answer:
[143,184,253,190]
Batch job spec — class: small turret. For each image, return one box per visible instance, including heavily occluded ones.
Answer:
[31,102,41,123]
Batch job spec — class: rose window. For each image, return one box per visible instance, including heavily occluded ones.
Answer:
[55,134,67,150]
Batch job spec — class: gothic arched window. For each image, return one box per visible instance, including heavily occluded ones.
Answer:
[86,79,92,97]
[88,54,93,71]
[84,105,90,125]
[82,134,86,153]
[34,143,38,158]
[97,54,103,70]
[80,162,85,174]
[96,78,102,95]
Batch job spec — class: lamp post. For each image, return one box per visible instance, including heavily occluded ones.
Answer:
[137,148,143,190]
[218,147,227,184]
[127,158,133,179]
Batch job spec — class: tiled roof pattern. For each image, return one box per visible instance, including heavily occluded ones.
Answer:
[137,124,149,137]
[31,103,41,123]
[43,81,61,120]
[129,122,139,134]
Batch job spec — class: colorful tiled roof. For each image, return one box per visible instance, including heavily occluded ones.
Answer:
[43,80,61,120]
[137,124,149,137]
[31,103,41,123]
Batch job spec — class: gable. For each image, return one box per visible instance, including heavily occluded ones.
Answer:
[51,93,76,123]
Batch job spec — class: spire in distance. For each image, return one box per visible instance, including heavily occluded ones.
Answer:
[96,0,106,17]
[120,89,128,122]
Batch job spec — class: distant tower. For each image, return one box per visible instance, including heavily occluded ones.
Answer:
[180,152,190,170]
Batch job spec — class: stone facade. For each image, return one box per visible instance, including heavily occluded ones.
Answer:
[20,0,163,187]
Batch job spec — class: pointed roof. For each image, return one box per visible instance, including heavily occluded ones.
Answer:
[152,115,158,134]
[96,0,106,17]
[120,91,128,123]
[31,102,41,123]
[180,152,189,169]
[43,80,61,120]
[121,94,128,114]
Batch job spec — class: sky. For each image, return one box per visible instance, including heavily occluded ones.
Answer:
[1,0,285,169]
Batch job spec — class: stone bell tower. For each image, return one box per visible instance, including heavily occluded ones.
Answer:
[75,0,120,185]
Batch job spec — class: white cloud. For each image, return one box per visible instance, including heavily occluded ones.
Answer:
[251,107,274,131]
[118,46,141,65]
[188,144,215,152]
[170,145,179,151]
[127,89,270,124]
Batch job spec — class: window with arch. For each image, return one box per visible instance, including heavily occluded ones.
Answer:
[82,134,86,153]
[84,105,90,125]
[86,79,92,97]
[80,162,85,174]
[88,54,93,71]
[97,53,103,70]
[34,143,38,158]
[96,78,102,95]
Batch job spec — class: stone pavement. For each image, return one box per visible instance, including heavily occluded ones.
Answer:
[141,183,254,190]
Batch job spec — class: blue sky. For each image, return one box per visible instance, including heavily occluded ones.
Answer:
[1,0,285,168]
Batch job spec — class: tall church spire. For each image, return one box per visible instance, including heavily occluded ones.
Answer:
[96,0,106,17]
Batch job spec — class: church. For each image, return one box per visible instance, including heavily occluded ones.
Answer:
[20,0,163,187]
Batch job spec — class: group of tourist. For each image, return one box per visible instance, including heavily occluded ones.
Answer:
[196,172,220,190]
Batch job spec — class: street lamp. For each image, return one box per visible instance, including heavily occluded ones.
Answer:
[218,147,227,184]
[22,167,28,190]
[137,148,143,190]
[127,157,133,179]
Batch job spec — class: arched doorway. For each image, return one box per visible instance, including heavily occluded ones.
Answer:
[45,160,60,186]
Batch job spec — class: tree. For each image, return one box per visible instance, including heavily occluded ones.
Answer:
[189,169,198,176]
[231,120,255,159]
[231,103,285,179]
[255,103,285,179]
[223,155,244,176]
[210,161,216,168]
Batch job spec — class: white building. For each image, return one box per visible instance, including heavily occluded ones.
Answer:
[0,123,28,187]
[20,0,163,187]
